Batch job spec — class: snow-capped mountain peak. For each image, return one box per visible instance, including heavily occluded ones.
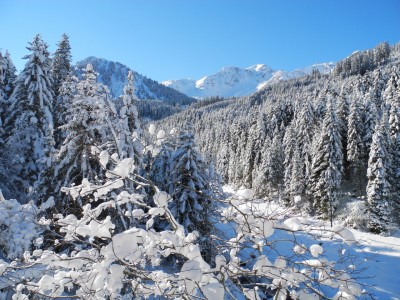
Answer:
[162,62,335,99]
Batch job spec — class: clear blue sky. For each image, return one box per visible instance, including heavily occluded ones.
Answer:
[0,0,399,82]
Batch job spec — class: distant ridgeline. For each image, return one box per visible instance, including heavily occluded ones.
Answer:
[158,41,400,233]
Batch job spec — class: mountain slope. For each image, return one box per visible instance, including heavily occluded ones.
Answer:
[162,62,335,99]
[74,57,196,105]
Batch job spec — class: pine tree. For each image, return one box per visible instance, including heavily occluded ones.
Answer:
[150,139,175,193]
[310,99,343,221]
[0,52,6,130]
[2,51,17,100]
[294,98,316,202]
[118,71,142,163]
[255,131,284,198]
[282,122,299,205]
[54,75,78,146]
[389,103,400,218]
[4,35,55,203]
[362,100,378,157]
[366,116,393,233]
[0,51,17,136]
[243,115,263,188]
[169,129,214,261]
[288,145,305,207]
[347,100,365,194]
[53,64,114,210]
[52,34,72,146]
[374,42,390,66]
[52,34,72,97]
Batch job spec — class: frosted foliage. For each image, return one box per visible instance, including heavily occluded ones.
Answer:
[154,191,170,207]
[0,178,364,299]
[0,199,41,259]
[0,68,374,299]
[108,158,134,178]
[149,123,156,135]
[201,282,225,299]
[157,129,166,139]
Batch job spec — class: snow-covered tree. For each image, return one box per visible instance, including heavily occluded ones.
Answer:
[254,132,284,198]
[1,50,17,100]
[366,115,393,233]
[374,41,391,65]
[389,103,400,217]
[310,99,343,221]
[292,98,316,204]
[118,70,142,163]
[150,140,174,193]
[362,99,378,157]
[52,33,72,97]
[3,35,55,203]
[52,34,72,146]
[0,51,17,137]
[53,64,115,210]
[347,99,365,194]
[169,129,215,261]
[0,52,6,127]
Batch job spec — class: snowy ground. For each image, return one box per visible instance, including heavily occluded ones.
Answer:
[220,186,400,299]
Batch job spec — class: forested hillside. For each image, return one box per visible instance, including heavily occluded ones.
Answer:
[158,41,400,233]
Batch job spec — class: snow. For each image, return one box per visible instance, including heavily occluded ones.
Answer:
[218,185,400,299]
[309,244,324,257]
[40,196,55,210]
[153,191,170,207]
[156,129,166,139]
[201,282,225,299]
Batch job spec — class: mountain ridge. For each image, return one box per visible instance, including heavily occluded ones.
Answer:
[74,57,196,106]
[162,62,336,99]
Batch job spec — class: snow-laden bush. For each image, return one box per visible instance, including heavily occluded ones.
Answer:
[0,193,41,259]
[0,157,365,299]
[337,200,369,230]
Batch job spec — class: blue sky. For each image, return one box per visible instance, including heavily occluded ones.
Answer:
[0,0,399,82]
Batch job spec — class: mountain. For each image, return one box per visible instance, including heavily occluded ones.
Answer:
[74,57,196,106]
[162,62,335,99]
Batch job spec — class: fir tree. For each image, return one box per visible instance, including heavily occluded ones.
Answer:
[310,99,343,221]
[293,98,316,203]
[255,131,284,198]
[2,51,17,100]
[366,116,393,233]
[362,100,378,157]
[52,34,72,146]
[53,64,114,211]
[288,145,305,207]
[52,34,72,97]
[4,35,55,203]
[169,129,214,261]
[389,103,400,217]
[0,51,17,136]
[0,52,6,129]
[347,100,365,194]
[282,122,297,205]
[118,70,142,163]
